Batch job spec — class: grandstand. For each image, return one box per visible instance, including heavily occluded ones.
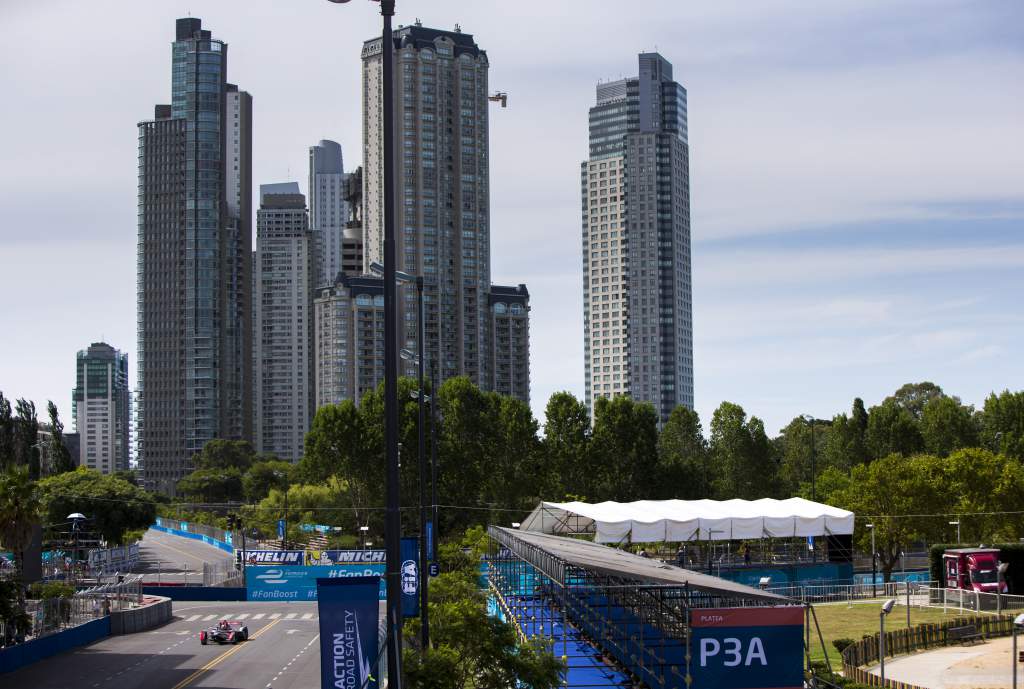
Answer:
[488,526,805,688]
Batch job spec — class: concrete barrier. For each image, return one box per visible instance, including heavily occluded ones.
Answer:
[0,617,110,674]
[109,596,172,635]
[142,586,246,601]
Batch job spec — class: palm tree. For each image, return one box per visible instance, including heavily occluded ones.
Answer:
[0,465,41,579]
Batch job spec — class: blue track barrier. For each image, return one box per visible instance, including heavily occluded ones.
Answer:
[0,617,110,674]
[150,522,233,554]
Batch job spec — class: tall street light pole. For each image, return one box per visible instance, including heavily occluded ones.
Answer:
[879,598,896,685]
[801,415,817,502]
[414,276,428,648]
[949,519,961,545]
[328,1,401,683]
[430,362,439,548]
[867,523,876,598]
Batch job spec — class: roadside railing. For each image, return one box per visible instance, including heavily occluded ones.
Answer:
[921,586,1024,615]
[766,580,937,604]
[202,559,242,587]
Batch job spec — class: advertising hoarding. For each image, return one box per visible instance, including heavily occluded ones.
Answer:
[689,606,804,689]
[317,576,381,689]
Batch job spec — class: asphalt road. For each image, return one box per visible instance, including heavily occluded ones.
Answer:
[133,529,233,584]
[4,601,325,689]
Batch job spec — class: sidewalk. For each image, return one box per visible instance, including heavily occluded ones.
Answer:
[866,635,1019,689]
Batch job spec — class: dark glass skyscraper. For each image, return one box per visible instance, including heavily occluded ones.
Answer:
[137,18,252,493]
[582,53,693,423]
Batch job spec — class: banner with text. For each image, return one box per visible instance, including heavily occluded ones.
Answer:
[317,576,380,689]
[239,550,305,566]
[246,565,385,601]
[306,549,387,566]
[400,537,419,618]
[689,606,804,689]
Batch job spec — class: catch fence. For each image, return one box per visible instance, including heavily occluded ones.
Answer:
[2,575,144,646]
[922,586,1024,615]
[765,580,937,604]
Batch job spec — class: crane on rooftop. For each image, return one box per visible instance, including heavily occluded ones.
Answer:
[488,92,508,108]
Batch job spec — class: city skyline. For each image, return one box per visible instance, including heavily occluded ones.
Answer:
[1,1,1021,439]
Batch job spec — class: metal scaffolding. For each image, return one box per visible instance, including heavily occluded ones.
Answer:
[487,526,800,688]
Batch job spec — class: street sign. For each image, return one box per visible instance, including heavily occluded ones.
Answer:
[689,607,804,689]
[277,519,285,540]
[428,562,440,577]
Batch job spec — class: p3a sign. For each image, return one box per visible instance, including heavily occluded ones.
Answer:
[689,607,804,689]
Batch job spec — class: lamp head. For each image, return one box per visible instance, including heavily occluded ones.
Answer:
[881,599,896,615]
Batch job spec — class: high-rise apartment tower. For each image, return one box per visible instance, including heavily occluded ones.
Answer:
[137,18,253,492]
[358,23,530,402]
[582,53,693,423]
[72,342,130,474]
[255,183,315,462]
[309,140,349,287]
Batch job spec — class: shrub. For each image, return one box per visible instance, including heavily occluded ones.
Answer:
[832,637,855,653]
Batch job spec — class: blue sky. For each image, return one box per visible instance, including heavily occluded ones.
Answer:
[0,0,1021,438]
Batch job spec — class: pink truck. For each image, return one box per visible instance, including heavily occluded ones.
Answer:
[943,548,1007,593]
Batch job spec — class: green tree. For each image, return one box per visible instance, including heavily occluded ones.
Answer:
[46,401,75,475]
[775,417,831,495]
[980,390,1024,460]
[176,467,244,503]
[0,466,42,577]
[299,400,363,484]
[818,454,943,580]
[852,397,869,437]
[710,402,778,499]
[0,392,14,471]
[249,477,353,544]
[919,396,979,457]
[822,413,866,472]
[885,381,946,419]
[243,459,293,502]
[436,377,493,534]
[38,468,156,545]
[14,398,40,479]
[481,395,543,514]
[540,392,590,500]
[589,396,659,502]
[403,574,563,689]
[865,399,924,459]
[657,405,710,498]
[191,439,256,472]
[937,448,1024,541]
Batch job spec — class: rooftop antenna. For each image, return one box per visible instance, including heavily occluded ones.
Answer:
[454,23,461,33]
[415,18,422,27]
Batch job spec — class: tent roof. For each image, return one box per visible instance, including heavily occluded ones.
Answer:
[490,526,789,603]
[518,498,854,544]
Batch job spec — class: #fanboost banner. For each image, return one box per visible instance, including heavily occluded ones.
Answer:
[317,576,381,689]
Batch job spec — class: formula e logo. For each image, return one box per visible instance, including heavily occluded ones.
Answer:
[255,568,288,584]
[401,559,418,595]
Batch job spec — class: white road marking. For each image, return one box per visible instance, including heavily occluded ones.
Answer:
[300,613,313,620]
[235,613,250,619]
[269,613,281,619]
[201,614,217,621]
[285,613,297,619]
[252,613,265,619]
[185,614,201,621]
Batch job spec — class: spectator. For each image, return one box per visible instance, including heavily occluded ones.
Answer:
[676,545,686,567]
[92,599,100,618]
[638,548,649,558]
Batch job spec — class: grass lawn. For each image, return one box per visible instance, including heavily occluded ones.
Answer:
[808,602,963,667]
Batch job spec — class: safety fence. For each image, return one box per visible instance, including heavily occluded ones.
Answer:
[765,580,937,604]
[202,559,243,587]
[841,612,1018,688]
[922,586,1024,615]
[2,575,143,647]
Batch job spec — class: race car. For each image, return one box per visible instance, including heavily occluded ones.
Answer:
[199,620,249,645]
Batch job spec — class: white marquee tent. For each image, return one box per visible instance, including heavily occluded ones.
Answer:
[518,498,854,544]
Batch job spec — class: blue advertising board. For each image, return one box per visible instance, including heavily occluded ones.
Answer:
[317,576,380,689]
[689,607,804,689]
[246,565,385,601]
